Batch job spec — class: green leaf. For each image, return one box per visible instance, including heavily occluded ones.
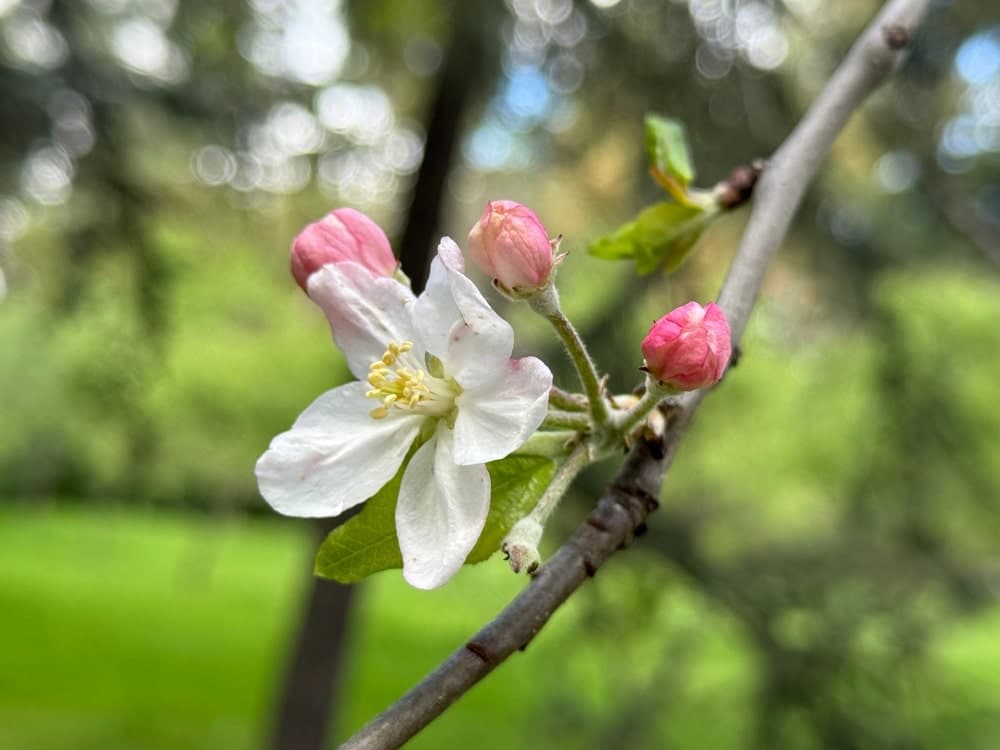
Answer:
[314,461,405,583]
[645,114,694,186]
[589,221,640,261]
[589,202,712,275]
[468,454,557,563]
[314,452,556,583]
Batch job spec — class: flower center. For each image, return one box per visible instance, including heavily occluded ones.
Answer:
[365,341,457,420]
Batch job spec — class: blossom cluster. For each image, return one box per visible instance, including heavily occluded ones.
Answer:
[257,209,553,589]
[256,202,731,589]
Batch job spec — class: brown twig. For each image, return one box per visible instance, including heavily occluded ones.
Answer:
[339,1,931,747]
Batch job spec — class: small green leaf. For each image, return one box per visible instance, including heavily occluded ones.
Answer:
[589,221,639,261]
[645,114,694,187]
[314,462,405,583]
[589,202,712,275]
[468,454,557,563]
[314,452,556,583]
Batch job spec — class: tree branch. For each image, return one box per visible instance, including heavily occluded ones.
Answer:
[718,0,929,343]
[339,1,930,747]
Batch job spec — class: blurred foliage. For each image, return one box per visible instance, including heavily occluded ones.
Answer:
[1,0,999,748]
[545,266,1000,749]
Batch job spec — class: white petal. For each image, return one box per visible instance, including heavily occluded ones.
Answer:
[408,252,459,359]
[307,262,420,379]
[452,356,553,465]
[256,381,422,517]
[396,424,490,589]
[435,237,515,388]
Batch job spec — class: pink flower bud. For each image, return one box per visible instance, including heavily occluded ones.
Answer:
[641,301,732,391]
[290,208,397,291]
[467,200,554,291]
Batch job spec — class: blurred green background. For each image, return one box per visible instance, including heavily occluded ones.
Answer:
[1,0,998,748]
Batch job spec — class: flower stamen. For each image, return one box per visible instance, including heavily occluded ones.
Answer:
[366,340,454,420]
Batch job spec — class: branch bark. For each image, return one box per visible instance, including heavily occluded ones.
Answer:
[339,1,931,747]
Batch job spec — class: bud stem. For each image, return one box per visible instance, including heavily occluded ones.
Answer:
[513,430,579,459]
[529,285,613,433]
[548,385,588,412]
[612,377,673,437]
[542,409,592,431]
[530,441,592,528]
[503,441,593,574]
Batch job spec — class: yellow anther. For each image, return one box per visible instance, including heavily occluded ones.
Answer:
[365,340,446,421]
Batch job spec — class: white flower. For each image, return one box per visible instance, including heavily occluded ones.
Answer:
[256,238,553,589]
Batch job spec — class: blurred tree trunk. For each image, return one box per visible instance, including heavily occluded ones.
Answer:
[268,518,358,750]
[267,6,487,747]
[396,7,484,289]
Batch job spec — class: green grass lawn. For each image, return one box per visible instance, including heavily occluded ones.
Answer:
[0,504,585,750]
[3,505,999,750]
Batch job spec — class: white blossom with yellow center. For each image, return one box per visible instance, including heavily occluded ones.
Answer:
[256,238,553,589]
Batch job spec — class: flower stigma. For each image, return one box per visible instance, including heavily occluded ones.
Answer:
[365,341,458,420]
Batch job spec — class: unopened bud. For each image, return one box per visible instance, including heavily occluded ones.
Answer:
[467,200,556,295]
[502,516,544,574]
[290,207,398,291]
[641,301,731,391]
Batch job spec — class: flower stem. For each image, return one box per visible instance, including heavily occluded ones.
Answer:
[513,430,578,459]
[502,440,593,573]
[542,409,591,431]
[529,285,612,430]
[529,440,592,527]
[548,385,588,412]
[612,377,672,437]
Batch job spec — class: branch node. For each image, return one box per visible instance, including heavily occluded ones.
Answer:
[582,556,599,577]
[882,24,911,49]
[585,514,610,532]
[611,482,660,517]
[643,433,667,461]
[465,640,492,664]
[715,159,767,210]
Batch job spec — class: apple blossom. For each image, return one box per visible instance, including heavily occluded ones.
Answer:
[290,207,398,291]
[641,301,731,391]
[256,238,553,589]
[467,200,555,293]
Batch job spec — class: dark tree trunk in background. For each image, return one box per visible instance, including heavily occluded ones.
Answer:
[268,518,358,750]
[396,7,484,291]
[267,5,490,748]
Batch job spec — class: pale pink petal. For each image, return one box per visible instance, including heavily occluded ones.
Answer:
[408,252,460,360]
[307,262,420,379]
[435,237,515,389]
[396,424,490,589]
[451,355,552,465]
[256,381,422,518]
